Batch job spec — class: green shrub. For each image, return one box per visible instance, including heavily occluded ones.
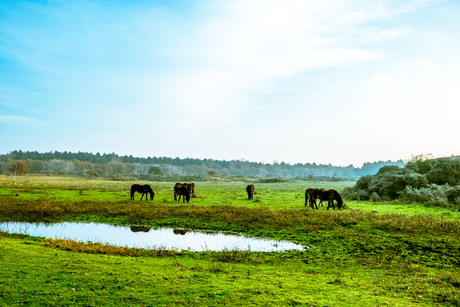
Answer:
[341,186,369,200]
[426,157,460,186]
[369,192,381,202]
[345,166,428,201]
[398,184,451,207]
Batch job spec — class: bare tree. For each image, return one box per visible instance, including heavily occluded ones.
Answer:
[10,160,27,183]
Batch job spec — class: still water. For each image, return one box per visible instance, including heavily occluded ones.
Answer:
[0,222,305,252]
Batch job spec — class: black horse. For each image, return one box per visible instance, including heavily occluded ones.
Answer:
[246,184,255,200]
[130,184,155,200]
[174,185,190,203]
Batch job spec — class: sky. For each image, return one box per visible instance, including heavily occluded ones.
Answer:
[1,0,460,167]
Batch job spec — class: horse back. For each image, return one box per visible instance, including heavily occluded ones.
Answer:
[246,184,255,199]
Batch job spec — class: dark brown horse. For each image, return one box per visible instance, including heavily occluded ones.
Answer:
[174,183,184,201]
[174,184,190,203]
[316,189,344,210]
[305,188,325,209]
[130,184,154,200]
[186,183,195,196]
[246,184,255,200]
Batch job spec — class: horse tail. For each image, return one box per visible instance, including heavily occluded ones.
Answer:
[130,185,136,200]
[334,190,343,208]
[246,185,254,200]
[305,190,309,207]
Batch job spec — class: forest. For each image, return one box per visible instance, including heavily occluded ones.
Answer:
[0,150,404,180]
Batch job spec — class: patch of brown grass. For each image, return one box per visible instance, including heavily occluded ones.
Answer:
[43,237,177,257]
[2,196,460,234]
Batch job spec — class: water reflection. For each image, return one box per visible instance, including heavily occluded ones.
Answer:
[130,226,151,233]
[0,221,305,252]
[173,229,189,235]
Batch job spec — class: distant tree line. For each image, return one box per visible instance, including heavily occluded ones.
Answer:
[343,154,460,207]
[0,150,405,180]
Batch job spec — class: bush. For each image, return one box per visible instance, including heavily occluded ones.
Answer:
[426,157,460,186]
[398,184,452,207]
[369,192,381,202]
[358,168,427,200]
[445,186,460,205]
[341,186,370,200]
[345,166,428,201]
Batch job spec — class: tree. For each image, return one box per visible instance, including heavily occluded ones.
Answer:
[9,160,27,183]
[405,153,433,174]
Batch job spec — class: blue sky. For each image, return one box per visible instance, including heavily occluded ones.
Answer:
[1,0,459,167]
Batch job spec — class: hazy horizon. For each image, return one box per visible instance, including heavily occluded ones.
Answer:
[1,0,459,167]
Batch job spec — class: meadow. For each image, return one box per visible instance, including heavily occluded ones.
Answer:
[1,175,460,306]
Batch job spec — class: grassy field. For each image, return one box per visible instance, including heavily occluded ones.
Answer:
[1,175,460,306]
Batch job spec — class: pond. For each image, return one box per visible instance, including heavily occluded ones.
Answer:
[0,221,305,252]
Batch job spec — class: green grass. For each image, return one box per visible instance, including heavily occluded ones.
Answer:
[2,234,456,306]
[1,175,460,306]
[0,175,353,208]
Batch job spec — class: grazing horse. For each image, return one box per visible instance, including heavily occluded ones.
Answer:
[174,184,190,203]
[174,183,184,201]
[186,183,195,196]
[305,188,325,209]
[246,184,255,200]
[130,184,154,200]
[316,189,344,210]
